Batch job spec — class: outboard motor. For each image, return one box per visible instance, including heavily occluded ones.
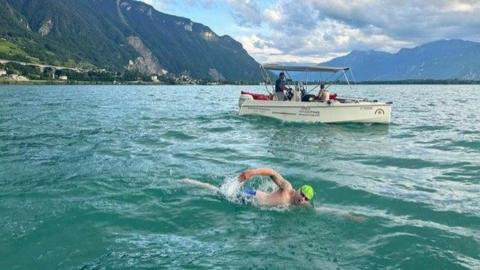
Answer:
[286,89,294,100]
[292,85,302,102]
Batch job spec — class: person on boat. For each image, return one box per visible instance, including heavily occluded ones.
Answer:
[238,168,314,207]
[274,72,288,100]
[181,168,315,207]
[316,84,330,101]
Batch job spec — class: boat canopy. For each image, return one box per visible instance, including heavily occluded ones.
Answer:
[262,63,349,73]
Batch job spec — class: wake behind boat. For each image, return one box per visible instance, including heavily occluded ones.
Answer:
[239,64,392,124]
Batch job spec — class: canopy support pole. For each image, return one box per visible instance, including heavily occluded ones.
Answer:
[260,64,273,94]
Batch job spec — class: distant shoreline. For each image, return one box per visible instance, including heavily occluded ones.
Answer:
[350,80,480,85]
[0,80,242,86]
[0,80,170,86]
[2,58,480,86]
[1,80,479,86]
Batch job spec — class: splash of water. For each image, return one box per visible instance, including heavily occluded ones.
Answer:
[218,176,290,211]
[180,176,288,210]
[218,176,243,203]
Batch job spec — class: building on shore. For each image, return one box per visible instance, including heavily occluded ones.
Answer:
[151,75,159,82]
[0,69,6,76]
[59,75,68,80]
[8,74,29,81]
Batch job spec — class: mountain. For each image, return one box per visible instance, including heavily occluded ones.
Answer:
[321,39,480,81]
[0,0,262,81]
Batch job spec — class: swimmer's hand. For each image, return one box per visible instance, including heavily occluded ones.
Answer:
[238,171,252,182]
[239,169,258,182]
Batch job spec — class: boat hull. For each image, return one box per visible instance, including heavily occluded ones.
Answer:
[239,98,392,124]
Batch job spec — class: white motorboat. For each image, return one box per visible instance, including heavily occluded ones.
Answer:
[239,64,392,124]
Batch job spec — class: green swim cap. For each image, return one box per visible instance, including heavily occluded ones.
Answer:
[300,185,315,200]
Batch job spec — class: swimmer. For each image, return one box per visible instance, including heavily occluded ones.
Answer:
[181,168,315,207]
[238,168,314,207]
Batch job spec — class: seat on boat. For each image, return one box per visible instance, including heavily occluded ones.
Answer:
[240,91,336,101]
[241,91,272,100]
[301,93,338,102]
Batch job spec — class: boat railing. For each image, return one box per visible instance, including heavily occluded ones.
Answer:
[337,97,377,103]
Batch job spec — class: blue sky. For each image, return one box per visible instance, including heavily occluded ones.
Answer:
[141,0,480,63]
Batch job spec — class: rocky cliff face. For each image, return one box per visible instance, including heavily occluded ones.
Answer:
[38,19,53,36]
[0,0,262,81]
[127,36,165,75]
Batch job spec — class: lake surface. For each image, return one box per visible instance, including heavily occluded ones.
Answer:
[1,84,479,269]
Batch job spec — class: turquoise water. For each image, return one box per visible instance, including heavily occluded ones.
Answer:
[1,85,479,269]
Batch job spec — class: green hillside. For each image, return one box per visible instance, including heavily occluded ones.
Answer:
[0,0,262,81]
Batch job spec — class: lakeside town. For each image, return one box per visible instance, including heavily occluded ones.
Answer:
[0,59,237,85]
[2,59,480,86]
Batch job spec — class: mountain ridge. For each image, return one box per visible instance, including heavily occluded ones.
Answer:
[321,39,480,81]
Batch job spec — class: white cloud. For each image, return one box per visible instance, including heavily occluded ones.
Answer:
[141,0,171,10]
[226,0,263,26]
[264,8,281,23]
[262,0,480,41]
[140,0,480,63]
[227,0,480,62]
[236,33,344,63]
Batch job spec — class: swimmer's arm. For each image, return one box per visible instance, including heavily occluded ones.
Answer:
[239,168,292,190]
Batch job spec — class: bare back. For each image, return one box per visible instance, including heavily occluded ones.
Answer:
[238,168,297,207]
[255,189,293,207]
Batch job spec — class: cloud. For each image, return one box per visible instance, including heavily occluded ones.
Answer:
[237,19,412,63]
[141,0,480,63]
[272,1,480,41]
[228,0,480,62]
[226,0,263,27]
[141,0,171,10]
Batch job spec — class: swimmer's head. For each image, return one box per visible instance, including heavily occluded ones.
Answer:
[301,185,314,200]
[294,185,315,205]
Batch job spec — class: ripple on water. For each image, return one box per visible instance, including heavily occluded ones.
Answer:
[202,126,235,133]
[436,164,480,184]
[407,124,451,132]
[161,130,197,140]
[449,140,480,153]
[420,138,480,154]
[352,155,470,170]
[43,102,64,107]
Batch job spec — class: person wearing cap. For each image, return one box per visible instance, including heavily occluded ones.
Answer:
[274,72,287,101]
[239,168,314,207]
